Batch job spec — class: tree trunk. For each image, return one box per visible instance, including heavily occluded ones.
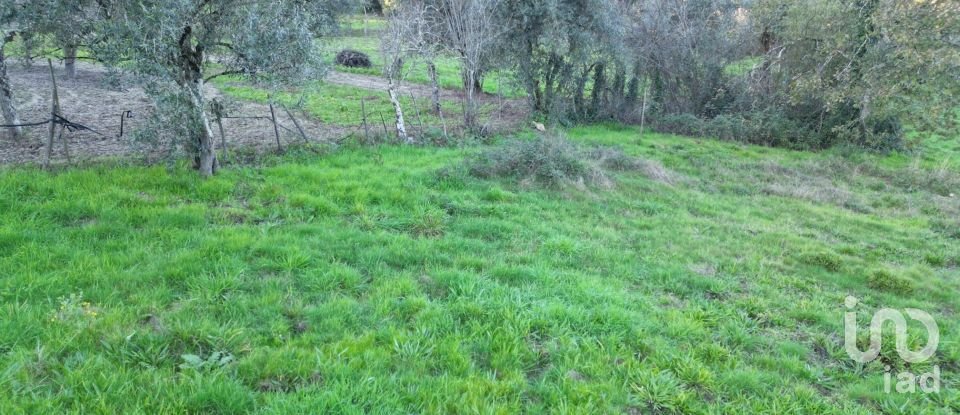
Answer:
[63,44,78,79]
[463,69,478,131]
[179,26,217,177]
[858,92,872,143]
[461,67,482,96]
[426,61,441,114]
[611,65,626,116]
[0,34,22,140]
[187,81,218,177]
[387,79,410,143]
[573,65,592,118]
[590,62,606,118]
[543,54,559,113]
[639,85,649,138]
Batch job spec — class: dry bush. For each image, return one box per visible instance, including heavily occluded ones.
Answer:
[466,135,678,189]
[468,135,607,188]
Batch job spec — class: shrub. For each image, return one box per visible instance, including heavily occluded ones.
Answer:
[653,111,826,150]
[363,0,383,14]
[464,135,677,189]
[588,146,640,171]
[468,136,608,188]
[798,250,843,272]
[335,49,372,68]
[866,269,915,294]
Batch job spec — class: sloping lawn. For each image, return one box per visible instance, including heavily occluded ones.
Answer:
[0,126,957,413]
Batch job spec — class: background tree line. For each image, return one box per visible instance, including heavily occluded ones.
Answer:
[485,0,958,150]
[323,0,960,151]
[1,0,958,178]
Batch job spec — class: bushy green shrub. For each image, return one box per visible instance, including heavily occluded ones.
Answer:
[653,112,825,150]
[866,269,915,294]
[798,250,843,272]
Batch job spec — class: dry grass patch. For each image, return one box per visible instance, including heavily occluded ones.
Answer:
[464,134,681,190]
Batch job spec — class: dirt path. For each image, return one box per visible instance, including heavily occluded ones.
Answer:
[325,71,464,101]
[325,70,524,105]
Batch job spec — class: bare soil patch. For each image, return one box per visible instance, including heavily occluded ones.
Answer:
[0,63,349,165]
[0,64,529,166]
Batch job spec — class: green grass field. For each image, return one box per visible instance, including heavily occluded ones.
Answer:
[1,125,958,413]
[213,76,460,128]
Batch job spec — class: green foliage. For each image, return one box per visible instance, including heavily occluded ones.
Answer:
[655,112,825,150]
[798,250,843,272]
[180,352,236,372]
[97,0,347,84]
[498,0,629,120]
[749,0,960,148]
[866,269,915,294]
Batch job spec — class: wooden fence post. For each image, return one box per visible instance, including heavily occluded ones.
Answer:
[44,59,61,170]
[360,97,370,142]
[282,104,309,144]
[409,93,424,138]
[268,98,282,152]
[639,85,649,140]
[211,99,228,161]
[378,111,388,137]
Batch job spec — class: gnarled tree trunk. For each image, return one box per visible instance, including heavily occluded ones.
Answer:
[186,81,218,177]
[463,68,478,130]
[178,26,217,177]
[461,67,483,96]
[0,33,22,140]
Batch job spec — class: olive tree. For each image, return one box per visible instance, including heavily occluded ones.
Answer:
[0,0,108,140]
[0,0,25,139]
[750,0,960,148]
[497,0,626,120]
[16,0,106,79]
[0,36,21,140]
[97,0,348,177]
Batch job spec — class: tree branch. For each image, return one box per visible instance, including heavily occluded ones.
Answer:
[204,69,245,82]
